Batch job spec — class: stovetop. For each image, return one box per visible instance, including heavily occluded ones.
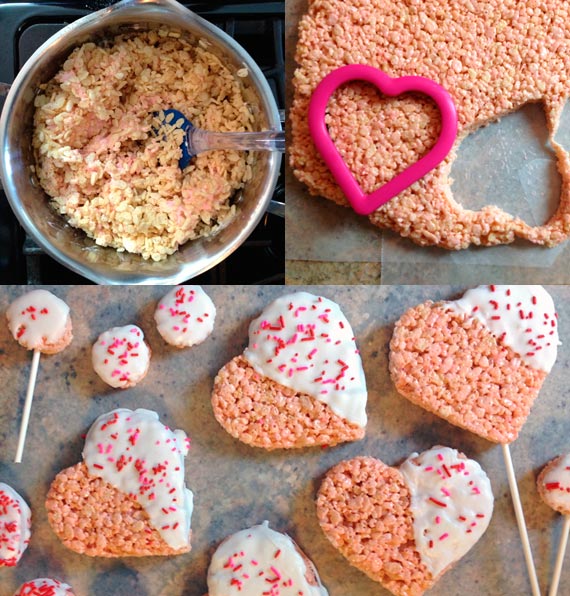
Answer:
[0,0,285,284]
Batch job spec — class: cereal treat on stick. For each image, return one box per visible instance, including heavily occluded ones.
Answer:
[154,285,216,348]
[13,578,76,596]
[539,454,570,515]
[537,454,570,596]
[317,447,494,596]
[389,285,558,444]
[46,408,193,557]
[212,291,367,449]
[6,289,73,463]
[0,483,31,567]
[6,289,72,354]
[207,521,328,595]
[92,325,151,388]
[390,284,559,596]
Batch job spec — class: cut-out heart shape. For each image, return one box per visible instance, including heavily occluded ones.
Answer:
[317,447,494,596]
[308,65,458,215]
[211,291,367,449]
[389,285,558,443]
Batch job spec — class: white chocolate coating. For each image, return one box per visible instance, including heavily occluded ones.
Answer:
[540,453,570,512]
[83,408,193,550]
[446,285,559,373]
[154,285,216,348]
[400,446,494,578]
[0,483,31,567]
[13,578,75,596]
[92,325,150,388]
[6,289,70,351]
[243,292,367,426]
[208,521,328,596]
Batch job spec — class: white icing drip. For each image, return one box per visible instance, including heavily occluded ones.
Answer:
[6,290,69,349]
[14,578,74,596]
[0,483,31,567]
[446,285,559,373]
[154,285,216,348]
[243,292,367,426]
[208,521,329,596]
[92,325,150,388]
[541,454,570,511]
[400,446,494,578]
[83,408,193,550]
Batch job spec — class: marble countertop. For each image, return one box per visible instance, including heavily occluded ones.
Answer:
[1,285,569,596]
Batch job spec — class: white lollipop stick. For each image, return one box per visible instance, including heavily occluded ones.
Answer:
[14,349,41,464]
[549,515,570,596]
[502,444,541,596]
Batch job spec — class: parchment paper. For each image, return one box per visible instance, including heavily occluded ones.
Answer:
[1,285,569,596]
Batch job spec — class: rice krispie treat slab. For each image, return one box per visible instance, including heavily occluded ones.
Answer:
[317,447,493,596]
[207,521,328,595]
[290,0,570,250]
[46,408,193,557]
[212,291,367,449]
[389,285,559,443]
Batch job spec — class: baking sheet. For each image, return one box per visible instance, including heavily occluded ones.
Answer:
[1,284,569,596]
[285,0,570,283]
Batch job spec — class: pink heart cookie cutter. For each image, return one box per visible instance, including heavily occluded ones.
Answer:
[308,64,458,215]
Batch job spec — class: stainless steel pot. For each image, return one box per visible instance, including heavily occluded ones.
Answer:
[0,0,282,284]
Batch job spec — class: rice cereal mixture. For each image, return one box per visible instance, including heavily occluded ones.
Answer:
[33,30,254,261]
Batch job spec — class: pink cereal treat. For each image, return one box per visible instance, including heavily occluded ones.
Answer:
[154,285,216,348]
[537,454,570,515]
[46,408,193,557]
[317,447,493,596]
[0,483,31,567]
[389,285,559,443]
[92,325,151,388]
[211,291,367,449]
[207,521,328,596]
[6,289,72,354]
[13,578,75,596]
[290,0,570,249]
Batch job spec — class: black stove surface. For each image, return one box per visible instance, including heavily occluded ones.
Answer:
[0,0,285,284]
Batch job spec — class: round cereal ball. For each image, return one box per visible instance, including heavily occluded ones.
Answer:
[154,285,216,348]
[92,325,151,388]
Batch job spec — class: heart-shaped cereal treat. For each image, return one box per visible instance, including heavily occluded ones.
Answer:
[46,408,193,557]
[207,521,328,595]
[389,285,559,444]
[317,446,493,596]
[212,291,367,449]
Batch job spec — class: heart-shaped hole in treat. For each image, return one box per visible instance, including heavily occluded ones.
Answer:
[317,446,494,596]
[308,65,458,215]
